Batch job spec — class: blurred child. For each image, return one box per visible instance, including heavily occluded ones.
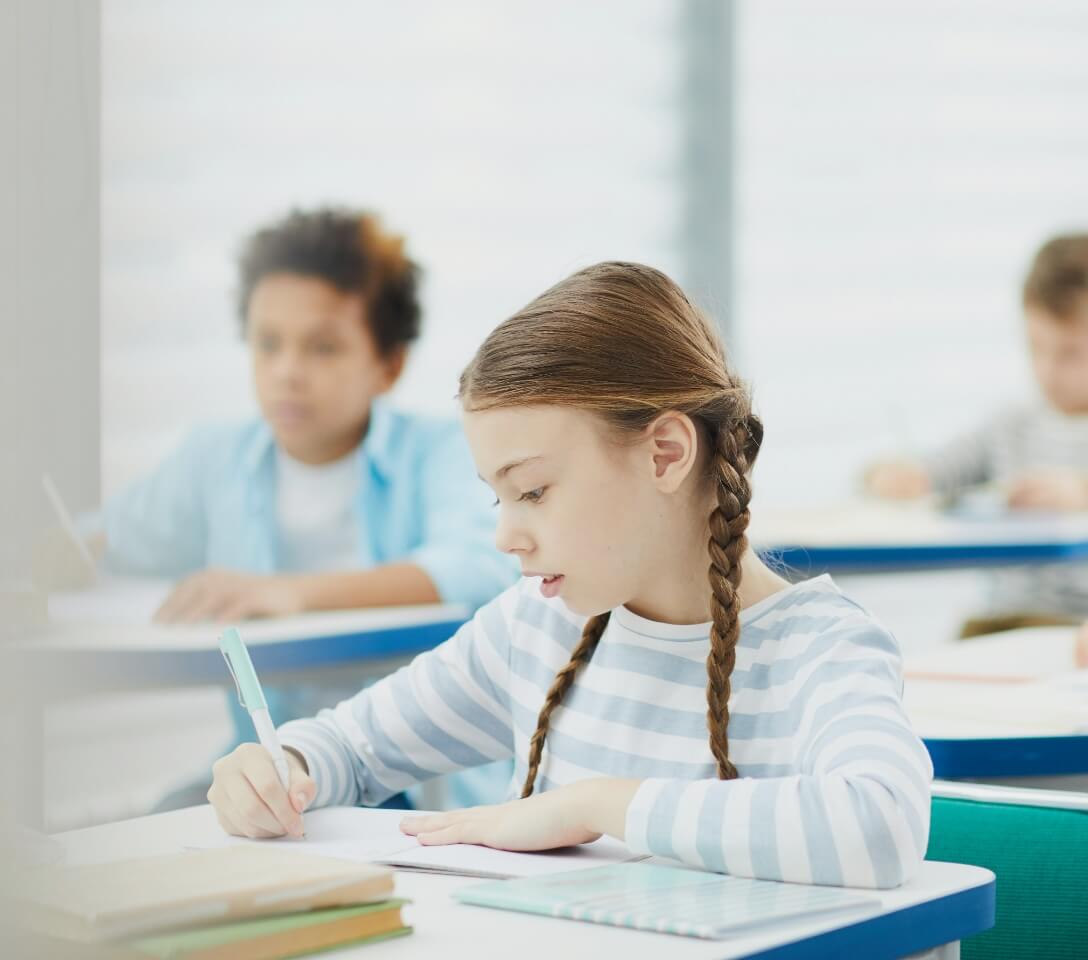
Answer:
[85,207,516,804]
[867,234,1088,632]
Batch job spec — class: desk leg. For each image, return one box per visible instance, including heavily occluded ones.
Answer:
[13,696,43,829]
[417,776,448,812]
[905,943,959,960]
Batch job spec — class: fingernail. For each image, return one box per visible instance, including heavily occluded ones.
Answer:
[295,792,307,809]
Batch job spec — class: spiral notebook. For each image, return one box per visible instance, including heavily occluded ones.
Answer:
[454,862,879,940]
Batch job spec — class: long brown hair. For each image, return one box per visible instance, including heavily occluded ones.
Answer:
[459,262,762,797]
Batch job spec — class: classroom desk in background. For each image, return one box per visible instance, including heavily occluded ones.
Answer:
[751,501,1088,574]
[49,805,996,960]
[904,625,1088,781]
[4,597,469,826]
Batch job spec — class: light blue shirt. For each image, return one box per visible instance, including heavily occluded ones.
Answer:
[92,400,518,802]
[95,399,515,611]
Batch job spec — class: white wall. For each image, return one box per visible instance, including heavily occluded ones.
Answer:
[736,0,1088,507]
[101,0,684,497]
[103,2,1088,508]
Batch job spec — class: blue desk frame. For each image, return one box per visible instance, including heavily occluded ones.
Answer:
[18,616,466,693]
[924,734,1088,779]
[762,538,1088,575]
[749,876,994,960]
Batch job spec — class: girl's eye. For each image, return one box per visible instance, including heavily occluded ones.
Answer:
[311,341,339,355]
[519,487,546,503]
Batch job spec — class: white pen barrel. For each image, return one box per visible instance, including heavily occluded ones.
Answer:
[251,707,291,789]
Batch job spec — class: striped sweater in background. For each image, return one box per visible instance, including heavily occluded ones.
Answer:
[279,575,933,889]
[924,401,1088,617]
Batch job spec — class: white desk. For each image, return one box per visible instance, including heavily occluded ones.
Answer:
[904,626,1088,781]
[751,501,1088,573]
[50,806,995,960]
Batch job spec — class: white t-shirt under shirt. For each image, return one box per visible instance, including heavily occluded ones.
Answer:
[275,445,360,572]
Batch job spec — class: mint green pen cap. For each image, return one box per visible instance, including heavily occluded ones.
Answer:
[219,626,268,711]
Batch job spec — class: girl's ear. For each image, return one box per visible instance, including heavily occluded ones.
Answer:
[647,412,699,493]
[377,346,408,393]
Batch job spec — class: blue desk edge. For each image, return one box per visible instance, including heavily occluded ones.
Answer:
[744,872,995,960]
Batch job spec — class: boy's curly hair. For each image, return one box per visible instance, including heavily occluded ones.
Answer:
[237,207,421,355]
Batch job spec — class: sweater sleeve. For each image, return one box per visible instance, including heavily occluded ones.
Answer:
[278,585,520,808]
[622,621,933,889]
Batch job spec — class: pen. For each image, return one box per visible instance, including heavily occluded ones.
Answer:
[41,472,98,578]
[219,626,291,790]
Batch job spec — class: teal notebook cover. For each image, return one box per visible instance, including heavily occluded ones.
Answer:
[454,863,878,940]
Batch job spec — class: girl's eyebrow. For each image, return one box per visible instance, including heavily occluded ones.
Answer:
[479,455,543,483]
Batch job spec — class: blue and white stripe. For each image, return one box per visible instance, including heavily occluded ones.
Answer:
[279,574,933,889]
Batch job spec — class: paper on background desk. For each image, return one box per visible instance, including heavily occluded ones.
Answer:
[904,626,1088,738]
[48,576,174,625]
[35,595,468,650]
[190,806,647,880]
[750,498,1088,548]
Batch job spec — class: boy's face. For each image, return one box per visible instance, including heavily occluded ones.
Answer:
[1026,300,1088,415]
[247,273,404,463]
[463,405,666,617]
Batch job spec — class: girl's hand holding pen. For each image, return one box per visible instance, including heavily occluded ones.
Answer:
[208,744,316,839]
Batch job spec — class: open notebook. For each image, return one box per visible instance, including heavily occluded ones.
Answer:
[192,806,648,880]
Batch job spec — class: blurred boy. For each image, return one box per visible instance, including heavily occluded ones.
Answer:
[83,208,516,804]
[867,234,1088,632]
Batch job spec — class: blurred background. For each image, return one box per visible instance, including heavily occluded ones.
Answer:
[5,0,1088,832]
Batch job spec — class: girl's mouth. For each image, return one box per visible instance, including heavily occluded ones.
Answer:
[540,574,564,599]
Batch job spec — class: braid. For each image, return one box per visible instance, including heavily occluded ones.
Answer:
[520,612,611,798]
[704,420,754,780]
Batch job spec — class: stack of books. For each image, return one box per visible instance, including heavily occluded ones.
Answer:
[17,845,410,958]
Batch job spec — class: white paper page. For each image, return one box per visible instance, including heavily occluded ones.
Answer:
[381,832,644,879]
[48,576,175,625]
[905,677,1088,737]
[904,625,1080,680]
[190,806,643,879]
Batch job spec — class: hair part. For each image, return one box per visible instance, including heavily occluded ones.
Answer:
[460,261,762,797]
[236,206,422,355]
[1023,233,1088,321]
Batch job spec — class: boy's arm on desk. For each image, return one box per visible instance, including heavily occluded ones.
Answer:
[155,563,441,623]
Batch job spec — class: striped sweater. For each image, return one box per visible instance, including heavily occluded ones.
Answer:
[279,574,933,889]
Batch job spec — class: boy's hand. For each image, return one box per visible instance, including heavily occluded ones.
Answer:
[1007,469,1088,512]
[208,744,316,838]
[1076,622,1088,670]
[864,461,931,500]
[155,570,303,623]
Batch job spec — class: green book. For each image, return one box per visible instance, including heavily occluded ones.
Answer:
[128,900,411,960]
[455,863,878,940]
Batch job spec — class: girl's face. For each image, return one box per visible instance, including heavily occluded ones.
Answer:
[464,405,685,617]
[247,273,404,463]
